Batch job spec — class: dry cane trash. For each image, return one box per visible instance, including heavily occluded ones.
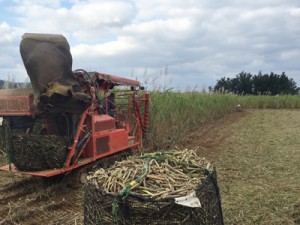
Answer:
[84,149,224,225]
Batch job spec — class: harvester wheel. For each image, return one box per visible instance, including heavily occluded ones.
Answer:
[65,167,88,188]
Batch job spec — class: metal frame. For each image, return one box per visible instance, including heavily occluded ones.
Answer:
[0,72,150,177]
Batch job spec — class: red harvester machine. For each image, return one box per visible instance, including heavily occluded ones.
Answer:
[0,34,150,181]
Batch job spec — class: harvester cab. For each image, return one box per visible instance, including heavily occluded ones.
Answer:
[0,33,150,180]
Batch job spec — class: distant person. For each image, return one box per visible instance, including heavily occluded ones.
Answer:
[102,93,116,117]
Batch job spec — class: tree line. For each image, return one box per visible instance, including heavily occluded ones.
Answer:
[0,79,30,89]
[214,71,299,95]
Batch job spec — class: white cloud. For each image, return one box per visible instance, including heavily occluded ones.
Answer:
[280,50,300,61]
[72,37,137,57]
[10,0,135,41]
[0,22,18,43]
[0,0,299,89]
[289,7,300,16]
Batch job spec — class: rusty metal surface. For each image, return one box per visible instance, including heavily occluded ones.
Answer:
[0,89,34,115]
[0,164,63,177]
[0,88,33,96]
[92,72,141,87]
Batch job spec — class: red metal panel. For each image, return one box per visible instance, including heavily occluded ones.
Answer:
[93,73,141,87]
[82,138,94,158]
[0,164,63,177]
[0,95,34,116]
[0,157,94,177]
[109,129,129,152]
[93,114,115,132]
[96,136,109,154]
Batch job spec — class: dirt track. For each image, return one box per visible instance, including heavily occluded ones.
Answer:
[0,174,84,224]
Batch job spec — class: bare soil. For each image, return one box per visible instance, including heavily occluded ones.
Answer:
[0,109,299,224]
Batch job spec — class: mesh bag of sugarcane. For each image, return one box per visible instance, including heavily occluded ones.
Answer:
[10,133,68,171]
[84,149,224,225]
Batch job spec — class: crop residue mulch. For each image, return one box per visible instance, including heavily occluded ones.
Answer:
[0,172,84,224]
[214,110,300,225]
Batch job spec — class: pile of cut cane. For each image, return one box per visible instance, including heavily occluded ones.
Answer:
[88,149,212,200]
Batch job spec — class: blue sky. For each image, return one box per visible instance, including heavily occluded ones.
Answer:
[0,0,299,91]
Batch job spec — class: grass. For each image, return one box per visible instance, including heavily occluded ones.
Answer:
[238,95,300,109]
[146,92,237,149]
[216,110,300,224]
[145,92,300,149]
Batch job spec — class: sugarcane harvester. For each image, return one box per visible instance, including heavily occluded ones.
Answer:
[0,33,150,179]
